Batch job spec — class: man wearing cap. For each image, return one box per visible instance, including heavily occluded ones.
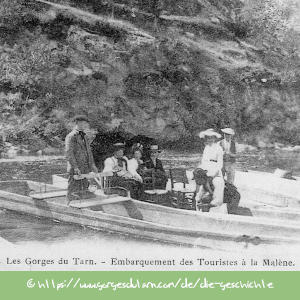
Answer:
[65,115,98,204]
[142,145,168,189]
[103,143,143,199]
[219,128,236,184]
[194,129,225,209]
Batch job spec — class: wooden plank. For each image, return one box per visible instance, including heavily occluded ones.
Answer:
[73,171,113,180]
[31,190,67,200]
[70,196,131,208]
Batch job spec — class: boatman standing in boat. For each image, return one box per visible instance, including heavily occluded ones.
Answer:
[219,128,236,184]
[65,115,98,204]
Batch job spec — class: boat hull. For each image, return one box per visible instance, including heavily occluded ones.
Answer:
[1,181,300,250]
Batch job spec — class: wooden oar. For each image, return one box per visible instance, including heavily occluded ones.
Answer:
[73,172,113,180]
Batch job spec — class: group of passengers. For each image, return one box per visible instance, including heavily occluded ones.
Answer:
[102,143,167,199]
[65,115,238,211]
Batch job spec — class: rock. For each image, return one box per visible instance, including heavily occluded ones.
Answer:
[42,147,62,155]
[293,145,300,151]
[274,169,296,180]
[257,140,267,149]
[36,150,43,156]
[6,148,17,159]
[236,143,257,152]
[210,17,220,24]
[1,0,300,149]
[274,142,285,149]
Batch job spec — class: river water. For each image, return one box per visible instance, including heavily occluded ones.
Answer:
[0,149,299,248]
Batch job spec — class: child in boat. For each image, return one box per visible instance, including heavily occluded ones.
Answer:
[194,166,240,213]
[193,168,214,207]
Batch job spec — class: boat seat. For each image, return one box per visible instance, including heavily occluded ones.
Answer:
[30,190,67,200]
[70,196,132,209]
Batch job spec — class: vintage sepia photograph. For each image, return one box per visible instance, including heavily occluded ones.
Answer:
[0,0,299,271]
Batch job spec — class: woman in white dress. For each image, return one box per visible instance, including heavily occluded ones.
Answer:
[127,148,143,183]
[103,144,143,199]
[194,129,225,207]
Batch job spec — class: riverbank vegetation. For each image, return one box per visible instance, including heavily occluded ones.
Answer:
[0,0,299,153]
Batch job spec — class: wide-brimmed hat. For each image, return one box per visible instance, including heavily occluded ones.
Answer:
[221,128,235,135]
[150,145,162,152]
[198,129,221,139]
[73,114,89,123]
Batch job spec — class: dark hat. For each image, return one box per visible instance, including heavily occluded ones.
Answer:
[113,142,125,151]
[150,145,162,152]
[73,115,89,123]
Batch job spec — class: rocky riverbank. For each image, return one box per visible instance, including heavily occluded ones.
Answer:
[1,147,299,184]
[0,0,300,149]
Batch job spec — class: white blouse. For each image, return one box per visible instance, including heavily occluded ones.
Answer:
[127,158,143,182]
[103,156,127,174]
[199,143,224,177]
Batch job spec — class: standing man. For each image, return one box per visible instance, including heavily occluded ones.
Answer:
[65,115,98,204]
[219,128,236,184]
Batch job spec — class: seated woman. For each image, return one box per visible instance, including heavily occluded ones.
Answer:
[140,145,168,189]
[103,143,143,199]
[127,148,143,183]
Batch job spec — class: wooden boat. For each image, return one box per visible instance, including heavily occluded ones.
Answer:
[0,173,300,251]
[183,170,300,209]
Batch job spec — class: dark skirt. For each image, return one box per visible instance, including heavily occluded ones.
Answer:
[110,176,143,200]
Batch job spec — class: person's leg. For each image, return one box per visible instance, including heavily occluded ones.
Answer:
[128,179,143,199]
[67,176,89,203]
[111,177,142,199]
[224,182,240,214]
[211,176,225,206]
[67,175,76,204]
[226,163,235,184]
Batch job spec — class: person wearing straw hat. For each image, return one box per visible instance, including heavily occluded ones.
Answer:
[65,115,98,204]
[219,128,236,184]
[103,143,143,199]
[194,129,225,209]
[142,145,168,189]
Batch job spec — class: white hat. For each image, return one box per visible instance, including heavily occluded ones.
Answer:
[198,129,221,139]
[150,145,162,152]
[221,128,235,135]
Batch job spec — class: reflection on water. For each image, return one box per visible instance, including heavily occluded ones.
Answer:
[0,150,299,247]
[0,209,185,250]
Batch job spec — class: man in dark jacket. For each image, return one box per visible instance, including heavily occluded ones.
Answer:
[141,145,168,189]
[65,115,98,203]
[219,128,237,184]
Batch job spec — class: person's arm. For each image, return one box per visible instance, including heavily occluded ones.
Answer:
[201,146,209,163]
[86,138,98,172]
[65,134,79,173]
[103,158,114,173]
[206,180,214,194]
[229,141,237,158]
[217,145,224,170]
[157,159,165,173]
